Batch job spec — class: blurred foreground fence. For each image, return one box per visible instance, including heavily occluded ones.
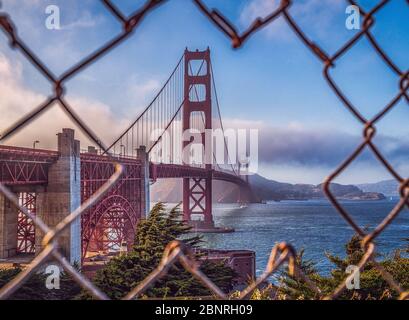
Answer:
[0,0,408,300]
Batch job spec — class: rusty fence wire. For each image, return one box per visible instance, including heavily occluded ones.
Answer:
[0,0,408,300]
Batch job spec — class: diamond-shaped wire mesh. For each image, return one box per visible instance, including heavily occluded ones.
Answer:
[0,0,408,300]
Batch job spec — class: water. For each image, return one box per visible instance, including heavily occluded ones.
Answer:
[199,199,409,276]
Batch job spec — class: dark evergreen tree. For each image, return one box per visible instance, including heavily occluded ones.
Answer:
[89,203,236,299]
[276,248,321,300]
[277,234,409,300]
[0,265,81,300]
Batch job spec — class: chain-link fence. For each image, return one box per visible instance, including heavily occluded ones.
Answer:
[0,0,408,300]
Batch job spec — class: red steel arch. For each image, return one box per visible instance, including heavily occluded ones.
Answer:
[82,194,138,258]
[80,153,144,261]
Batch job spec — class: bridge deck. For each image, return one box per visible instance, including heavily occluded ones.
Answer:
[0,146,244,186]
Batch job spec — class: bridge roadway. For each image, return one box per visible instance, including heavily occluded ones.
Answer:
[0,145,246,186]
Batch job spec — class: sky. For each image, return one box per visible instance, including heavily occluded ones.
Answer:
[0,0,408,184]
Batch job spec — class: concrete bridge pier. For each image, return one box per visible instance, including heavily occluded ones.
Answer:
[35,128,81,265]
[0,192,18,258]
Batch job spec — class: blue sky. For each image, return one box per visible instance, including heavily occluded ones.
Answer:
[0,0,408,184]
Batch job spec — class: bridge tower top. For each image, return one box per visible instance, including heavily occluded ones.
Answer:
[58,128,80,157]
[182,48,214,226]
[183,48,212,169]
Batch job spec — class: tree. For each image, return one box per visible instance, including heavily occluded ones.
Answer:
[0,265,81,300]
[276,234,409,300]
[276,248,322,300]
[0,267,48,300]
[89,203,236,299]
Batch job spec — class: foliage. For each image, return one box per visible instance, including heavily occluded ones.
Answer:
[87,203,236,299]
[3,206,407,300]
[0,264,81,300]
[275,234,409,300]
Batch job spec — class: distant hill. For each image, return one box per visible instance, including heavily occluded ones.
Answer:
[248,174,385,201]
[357,179,399,196]
[150,173,385,203]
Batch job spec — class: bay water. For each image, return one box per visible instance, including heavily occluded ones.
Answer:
[200,199,409,276]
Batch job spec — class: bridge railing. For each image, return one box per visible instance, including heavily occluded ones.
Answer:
[0,145,59,160]
[0,0,408,300]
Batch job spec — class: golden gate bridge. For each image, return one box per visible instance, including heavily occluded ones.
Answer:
[0,48,255,264]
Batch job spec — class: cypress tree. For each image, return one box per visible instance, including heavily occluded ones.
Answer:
[276,234,409,300]
[89,203,236,299]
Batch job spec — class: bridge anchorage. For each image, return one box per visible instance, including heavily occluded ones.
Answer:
[0,48,256,265]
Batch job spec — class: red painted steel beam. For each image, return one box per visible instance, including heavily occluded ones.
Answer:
[151,163,247,185]
[0,146,58,185]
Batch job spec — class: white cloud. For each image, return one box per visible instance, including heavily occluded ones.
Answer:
[240,0,287,40]
[129,79,161,100]
[0,54,20,79]
[0,53,127,149]
[62,11,104,30]
[0,54,44,123]
[127,76,161,109]
[219,117,409,184]
[222,118,264,130]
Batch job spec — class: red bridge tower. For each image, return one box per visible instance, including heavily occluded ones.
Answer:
[182,48,213,228]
